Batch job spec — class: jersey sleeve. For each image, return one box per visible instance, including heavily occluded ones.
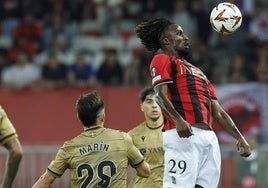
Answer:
[207,80,217,100]
[47,145,69,177]
[0,107,17,145]
[150,54,173,87]
[123,132,144,167]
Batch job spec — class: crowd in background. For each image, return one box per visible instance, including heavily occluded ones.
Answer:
[0,0,267,90]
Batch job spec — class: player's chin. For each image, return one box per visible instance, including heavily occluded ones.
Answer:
[151,114,161,119]
[178,48,190,57]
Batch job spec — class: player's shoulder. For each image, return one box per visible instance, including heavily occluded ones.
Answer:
[0,106,7,117]
[152,53,170,61]
[128,122,146,135]
[105,128,126,135]
[61,131,92,148]
[102,129,134,147]
[104,128,133,140]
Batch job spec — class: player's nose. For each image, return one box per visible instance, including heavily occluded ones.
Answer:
[183,33,189,40]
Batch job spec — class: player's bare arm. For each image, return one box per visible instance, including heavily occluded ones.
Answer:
[133,160,151,178]
[211,99,251,157]
[1,138,23,188]
[32,171,56,188]
[154,84,193,138]
[126,133,151,177]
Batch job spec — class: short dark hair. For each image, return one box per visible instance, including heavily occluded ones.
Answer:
[76,91,105,127]
[135,18,173,53]
[139,87,155,102]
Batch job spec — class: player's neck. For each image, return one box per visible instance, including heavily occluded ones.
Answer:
[146,118,164,129]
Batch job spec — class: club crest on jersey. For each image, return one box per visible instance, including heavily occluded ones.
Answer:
[151,67,157,77]
[88,132,96,137]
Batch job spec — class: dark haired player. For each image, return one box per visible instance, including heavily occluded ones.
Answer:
[128,87,165,188]
[32,91,150,188]
[135,18,251,188]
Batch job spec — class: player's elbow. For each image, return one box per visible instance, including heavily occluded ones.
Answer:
[10,148,23,164]
[137,168,151,178]
[7,141,23,162]
[142,168,151,178]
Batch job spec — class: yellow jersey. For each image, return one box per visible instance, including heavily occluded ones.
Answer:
[47,126,144,188]
[128,122,164,188]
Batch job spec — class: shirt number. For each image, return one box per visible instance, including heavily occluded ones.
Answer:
[77,160,116,188]
[168,159,187,174]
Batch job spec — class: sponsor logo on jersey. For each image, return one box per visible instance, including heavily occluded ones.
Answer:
[139,147,164,156]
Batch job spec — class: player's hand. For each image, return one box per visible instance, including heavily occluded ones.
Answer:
[236,137,251,157]
[175,121,194,138]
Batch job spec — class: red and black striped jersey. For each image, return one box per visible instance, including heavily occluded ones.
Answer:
[150,53,217,130]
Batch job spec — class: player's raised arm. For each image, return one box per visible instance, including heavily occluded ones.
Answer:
[211,99,251,157]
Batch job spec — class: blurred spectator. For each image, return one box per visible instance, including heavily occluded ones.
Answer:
[209,64,223,85]
[42,14,73,49]
[171,0,197,40]
[35,52,67,90]
[97,48,123,86]
[255,47,268,83]
[0,0,20,36]
[1,51,40,90]
[67,0,97,22]
[34,35,75,66]
[0,51,8,83]
[139,0,173,20]
[50,35,75,65]
[94,0,125,36]
[67,54,98,87]
[227,55,251,83]
[12,12,42,52]
[6,35,36,63]
[0,0,21,19]
[191,40,220,84]
[235,134,268,187]
[189,0,212,43]
[249,1,268,48]
[124,47,152,86]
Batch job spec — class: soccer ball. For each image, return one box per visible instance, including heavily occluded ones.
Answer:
[210,2,242,35]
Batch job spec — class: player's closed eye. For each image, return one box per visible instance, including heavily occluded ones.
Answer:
[145,99,154,104]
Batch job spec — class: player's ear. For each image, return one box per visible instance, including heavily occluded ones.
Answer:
[97,113,105,124]
[140,103,144,112]
[160,37,169,45]
[159,31,170,46]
